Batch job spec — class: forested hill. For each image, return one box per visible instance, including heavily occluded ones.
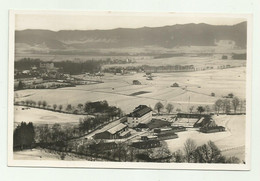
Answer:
[15,22,247,50]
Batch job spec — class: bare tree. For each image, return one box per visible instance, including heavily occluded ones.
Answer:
[189,106,194,113]
[176,108,182,113]
[53,104,57,110]
[58,105,63,112]
[166,103,174,114]
[232,97,240,113]
[214,99,223,114]
[154,102,164,114]
[222,99,231,114]
[37,100,42,107]
[42,101,47,109]
[205,105,211,114]
[184,139,197,163]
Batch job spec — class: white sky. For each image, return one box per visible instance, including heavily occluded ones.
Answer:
[15,12,246,31]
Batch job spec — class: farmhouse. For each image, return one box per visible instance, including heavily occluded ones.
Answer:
[133,80,141,85]
[171,82,179,87]
[127,105,152,128]
[93,123,130,139]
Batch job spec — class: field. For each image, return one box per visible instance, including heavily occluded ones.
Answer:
[15,66,246,114]
[14,106,87,126]
[13,148,106,161]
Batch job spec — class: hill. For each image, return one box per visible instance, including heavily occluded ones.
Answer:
[15,22,247,51]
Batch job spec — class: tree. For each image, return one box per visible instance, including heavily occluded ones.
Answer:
[42,101,47,109]
[17,81,24,90]
[77,103,83,110]
[154,102,164,114]
[211,92,215,97]
[166,103,174,114]
[183,139,197,163]
[232,97,240,113]
[172,149,184,163]
[197,106,205,114]
[228,93,234,98]
[189,106,194,113]
[66,104,72,112]
[25,99,30,106]
[37,100,42,107]
[194,141,222,163]
[58,105,63,112]
[222,99,231,114]
[31,101,36,107]
[205,105,211,114]
[13,122,35,150]
[214,99,223,114]
[176,108,181,113]
[53,104,57,110]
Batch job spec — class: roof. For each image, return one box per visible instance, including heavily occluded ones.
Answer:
[128,105,152,118]
[107,123,127,135]
[119,130,131,137]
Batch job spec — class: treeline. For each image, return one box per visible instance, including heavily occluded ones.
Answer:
[15,100,123,118]
[171,139,241,163]
[232,53,246,60]
[55,60,101,74]
[154,102,212,114]
[214,96,246,114]
[15,58,41,70]
[13,122,35,150]
[15,58,102,74]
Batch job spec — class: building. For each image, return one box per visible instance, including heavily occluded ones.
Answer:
[131,140,161,149]
[89,142,118,152]
[133,80,141,85]
[171,82,179,87]
[40,62,55,69]
[93,123,130,139]
[127,105,153,128]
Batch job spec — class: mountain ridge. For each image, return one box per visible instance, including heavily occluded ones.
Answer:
[15,22,247,50]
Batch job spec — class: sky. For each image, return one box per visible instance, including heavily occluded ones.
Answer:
[15,11,247,31]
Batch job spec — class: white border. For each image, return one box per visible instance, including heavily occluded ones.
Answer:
[8,10,253,170]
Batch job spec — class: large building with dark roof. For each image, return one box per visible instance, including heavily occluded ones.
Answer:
[127,105,152,128]
[93,123,130,139]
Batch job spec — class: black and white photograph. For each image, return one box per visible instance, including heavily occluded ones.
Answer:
[8,11,252,170]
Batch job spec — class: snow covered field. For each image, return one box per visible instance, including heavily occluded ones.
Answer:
[14,106,87,125]
[15,67,246,114]
[166,115,246,162]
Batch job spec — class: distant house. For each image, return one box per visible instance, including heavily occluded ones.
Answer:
[146,76,153,80]
[127,105,153,128]
[22,70,30,74]
[93,123,130,139]
[133,80,141,85]
[199,120,225,133]
[171,82,179,87]
[40,62,55,69]
[154,129,178,140]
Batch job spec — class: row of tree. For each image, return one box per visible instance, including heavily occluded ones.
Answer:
[16,100,123,119]
[154,102,211,114]
[214,96,246,114]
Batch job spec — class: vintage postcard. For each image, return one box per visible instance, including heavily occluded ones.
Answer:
[8,10,252,170]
